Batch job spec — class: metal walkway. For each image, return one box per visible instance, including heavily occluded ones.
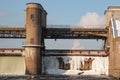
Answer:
[0,25,108,39]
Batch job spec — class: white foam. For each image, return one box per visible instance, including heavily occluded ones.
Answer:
[43,56,108,75]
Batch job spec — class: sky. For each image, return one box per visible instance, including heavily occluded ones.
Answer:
[0,0,120,25]
[0,0,120,49]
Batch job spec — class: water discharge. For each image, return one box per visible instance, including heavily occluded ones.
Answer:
[43,56,108,75]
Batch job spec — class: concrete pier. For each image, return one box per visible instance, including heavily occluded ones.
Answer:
[109,37,120,77]
[24,3,47,75]
[105,6,120,77]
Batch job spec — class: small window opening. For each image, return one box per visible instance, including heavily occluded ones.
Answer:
[30,14,35,21]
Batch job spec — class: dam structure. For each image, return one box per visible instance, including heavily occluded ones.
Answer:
[0,2,120,78]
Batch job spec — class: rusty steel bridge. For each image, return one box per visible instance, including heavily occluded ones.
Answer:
[0,25,107,39]
[0,25,108,57]
[0,48,108,57]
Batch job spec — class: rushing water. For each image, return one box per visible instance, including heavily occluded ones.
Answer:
[0,56,25,75]
[43,56,108,75]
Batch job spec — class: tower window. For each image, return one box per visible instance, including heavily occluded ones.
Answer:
[30,38,34,44]
[30,14,35,21]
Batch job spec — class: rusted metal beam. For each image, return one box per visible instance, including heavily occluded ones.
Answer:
[45,28,108,39]
[0,28,26,38]
[0,48,108,57]
[0,27,108,39]
[0,48,24,50]
[0,52,24,56]
[0,48,24,56]
[45,49,106,53]
[43,53,108,57]
[0,28,25,34]
[44,49,108,57]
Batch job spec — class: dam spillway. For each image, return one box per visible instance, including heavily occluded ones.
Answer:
[0,2,120,78]
[0,48,108,75]
[43,50,108,75]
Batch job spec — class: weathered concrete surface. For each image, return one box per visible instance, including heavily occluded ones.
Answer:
[109,37,120,77]
[0,57,25,75]
[24,2,47,75]
[105,6,120,77]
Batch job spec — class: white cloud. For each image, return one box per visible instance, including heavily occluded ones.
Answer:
[77,12,105,28]
[72,40,84,49]
[71,12,105,50]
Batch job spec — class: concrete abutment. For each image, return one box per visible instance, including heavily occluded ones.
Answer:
[105,6,120,77]
[109,37,120,77]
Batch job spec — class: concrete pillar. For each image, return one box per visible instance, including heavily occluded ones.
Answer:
[105,6,120,77]
[109,37,120,77]
[24,3,47,75]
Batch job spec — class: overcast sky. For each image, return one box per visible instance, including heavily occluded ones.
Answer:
[0,0,119,49]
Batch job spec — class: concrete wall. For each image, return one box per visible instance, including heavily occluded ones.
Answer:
[105,6,120,77]
[109,37,120,77]
[0,56,25,75]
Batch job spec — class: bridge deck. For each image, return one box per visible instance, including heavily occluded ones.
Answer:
[0,28,26,38]
[0,27,108,39]
[45,28,108,39]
